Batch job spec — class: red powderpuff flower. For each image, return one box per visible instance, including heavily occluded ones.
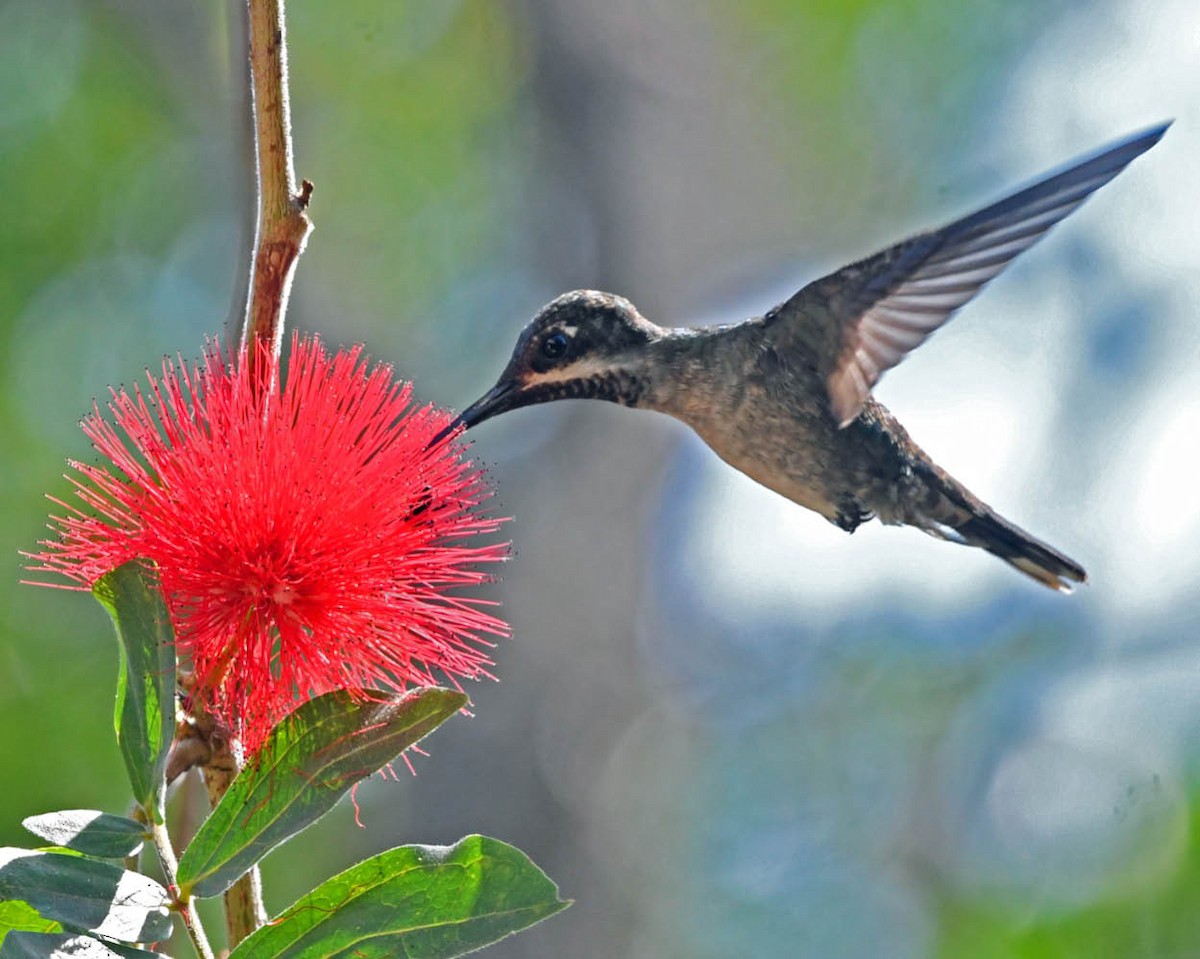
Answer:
[27,334,509,752]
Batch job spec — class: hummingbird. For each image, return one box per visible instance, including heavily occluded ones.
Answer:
[449,124,1168,591]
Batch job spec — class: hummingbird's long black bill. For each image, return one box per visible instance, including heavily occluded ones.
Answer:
[428,381,520,447]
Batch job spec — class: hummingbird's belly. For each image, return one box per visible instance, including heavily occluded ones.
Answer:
[686,401,851,524]
[660,341,923,528]
[682,387,922,531]
[719,450,844,521]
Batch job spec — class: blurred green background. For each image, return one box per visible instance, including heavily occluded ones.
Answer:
[2,1,1197,957]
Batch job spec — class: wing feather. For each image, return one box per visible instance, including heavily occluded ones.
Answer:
[761,123,1169,427]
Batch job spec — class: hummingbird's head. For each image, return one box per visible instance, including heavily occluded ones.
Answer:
[453,289,661,432]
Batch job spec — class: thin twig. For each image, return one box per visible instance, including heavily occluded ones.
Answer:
[207,0,308,946]
[199,716,268,949]
[221,858,268,948]
[241,0,313,386]
[223,0,255,342]
[150,814,214,959]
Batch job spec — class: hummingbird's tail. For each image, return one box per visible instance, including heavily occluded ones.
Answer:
[948,507,1087,592]
[917,466,1087,592]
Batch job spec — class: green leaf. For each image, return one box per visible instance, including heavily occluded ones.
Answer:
[0,932,164,959]
[91,561,176,819]
[228,836,569,959]
[21,812,145,860]
[0,900,60,936]
[0,848,171,944]
[177,687,467,899]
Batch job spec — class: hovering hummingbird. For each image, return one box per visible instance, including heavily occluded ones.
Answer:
[449,124,1168,591]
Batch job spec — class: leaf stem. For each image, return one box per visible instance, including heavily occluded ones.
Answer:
[241,0,313,387]
[126,801,149,874]
[150,814,214,959]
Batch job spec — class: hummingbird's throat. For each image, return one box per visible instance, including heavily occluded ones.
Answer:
[522,366,647,408]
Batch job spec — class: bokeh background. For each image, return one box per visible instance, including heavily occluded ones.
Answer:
[2,1,1198,956]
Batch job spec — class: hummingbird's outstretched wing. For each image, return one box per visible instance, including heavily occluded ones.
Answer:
[764,123,1169,428]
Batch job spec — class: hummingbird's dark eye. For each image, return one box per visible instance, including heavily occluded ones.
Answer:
[541,331,570,360]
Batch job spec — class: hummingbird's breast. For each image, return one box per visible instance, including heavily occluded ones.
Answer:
[649,326,839,520]
[649,324,927,529]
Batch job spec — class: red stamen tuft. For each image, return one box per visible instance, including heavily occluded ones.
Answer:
[27,334,509,752]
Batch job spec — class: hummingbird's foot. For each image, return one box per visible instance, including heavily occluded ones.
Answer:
[834,497,872,533]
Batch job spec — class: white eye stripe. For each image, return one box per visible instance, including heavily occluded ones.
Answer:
[523,357,610,386]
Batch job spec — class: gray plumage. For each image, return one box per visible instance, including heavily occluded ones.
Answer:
[451,124,1169,591]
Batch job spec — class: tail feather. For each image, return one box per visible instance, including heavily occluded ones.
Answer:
[913,460,1087,591]
[950,507,1087,592]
